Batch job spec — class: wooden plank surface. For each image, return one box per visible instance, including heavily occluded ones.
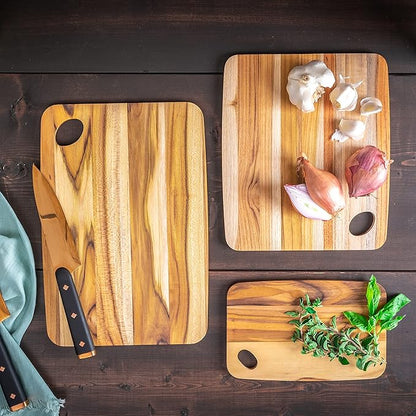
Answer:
[227,280,387,381]
[223,53,390,251]
[0,1,415,74]
[40,102,208,346]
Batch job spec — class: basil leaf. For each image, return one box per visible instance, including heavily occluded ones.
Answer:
[376,294,411,321]
[366,275,381,316]
[343,311,368,331]
[367,315,377,332]
[380,315,405,331]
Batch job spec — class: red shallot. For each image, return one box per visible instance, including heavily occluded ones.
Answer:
[345,145,393,197]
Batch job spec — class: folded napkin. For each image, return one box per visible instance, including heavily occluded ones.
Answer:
[0,192,63,415]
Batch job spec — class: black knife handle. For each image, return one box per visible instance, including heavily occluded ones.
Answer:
[56,267,96,359]
[0,333,29,411]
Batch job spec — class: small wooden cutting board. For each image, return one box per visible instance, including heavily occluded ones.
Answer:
[222,53,390,251]
[40,102,208,346]
[227,280,387,381]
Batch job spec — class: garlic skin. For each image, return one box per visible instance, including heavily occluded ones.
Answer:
[297,155,345,215]
[284,184,332,221]
[360,97,383,116]
[286,60,335,113]
[331,119,366,143]
[329,74,363,111]
[345,145,393,197]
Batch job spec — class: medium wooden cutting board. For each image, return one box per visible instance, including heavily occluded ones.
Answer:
[40,102,208,346]
[227,280,387,381]
[222,53,390,250]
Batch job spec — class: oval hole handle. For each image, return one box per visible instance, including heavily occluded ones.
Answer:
[349,211,375,236]
[55,119,84,146]
[237,349,258,370]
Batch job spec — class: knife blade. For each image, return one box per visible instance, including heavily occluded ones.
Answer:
[0,293,29,411]
[32,165,95,359]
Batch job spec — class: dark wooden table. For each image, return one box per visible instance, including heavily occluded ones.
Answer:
[1,1,415,415]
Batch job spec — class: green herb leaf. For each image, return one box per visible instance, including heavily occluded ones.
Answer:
[305,307,316,314]
[366,275,381,316]
[343,311,368,332]
[380,315,405,331]
[376,294,411,321]
[285,311,299,317]
[338,356,349,365]
[367,316,377,332]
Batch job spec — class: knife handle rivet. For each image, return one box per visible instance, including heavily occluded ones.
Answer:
[79,341,85,347]
[63,285,69,291]
[71,313,78,319]
[0,366,5,372]
[10,394,16,400]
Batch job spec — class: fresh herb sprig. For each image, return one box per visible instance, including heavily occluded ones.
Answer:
[285,275,411,371]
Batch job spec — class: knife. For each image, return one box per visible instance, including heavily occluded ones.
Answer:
[32,165,95,359]
[0,293,29,411]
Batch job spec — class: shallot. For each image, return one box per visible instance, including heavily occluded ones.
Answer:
[297,155,345,215]
[345,145,393,197]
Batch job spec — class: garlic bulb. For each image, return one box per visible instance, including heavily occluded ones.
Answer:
[329,74,363,111]
[284,184,332,221]
[331,119,366,143]
[286,60,335,113]
[360,97,383,116]
[297,155,345,215]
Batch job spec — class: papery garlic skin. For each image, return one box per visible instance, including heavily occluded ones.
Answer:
[329,74,363,111]
[360,97,383,116]
[345,145,393,197]
[297,155,345,215]
[286,60,335,113]
[331,119,366,142]
[284,184,332,221]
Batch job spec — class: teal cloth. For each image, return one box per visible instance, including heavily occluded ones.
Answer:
[0,192,63,415]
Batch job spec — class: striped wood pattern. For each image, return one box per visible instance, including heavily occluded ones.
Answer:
[222,53,390,250]
[40,102,208,346]
[227,280,387,381]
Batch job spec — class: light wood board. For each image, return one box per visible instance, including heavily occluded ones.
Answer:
[227,280,387,381]
[40,102,208,346]
[222,53,390,250]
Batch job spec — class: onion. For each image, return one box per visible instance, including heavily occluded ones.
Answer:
[297,155,345,215]
[345,145,393,197]
[284,184,332,221]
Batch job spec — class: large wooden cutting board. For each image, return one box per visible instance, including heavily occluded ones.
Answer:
[40,102,208,346]
[222,53,390,250]
[227,280,387,381]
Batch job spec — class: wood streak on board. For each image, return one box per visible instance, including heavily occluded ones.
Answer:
[40,102,208,347]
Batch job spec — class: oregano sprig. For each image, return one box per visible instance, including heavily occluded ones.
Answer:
[286,275,411,371]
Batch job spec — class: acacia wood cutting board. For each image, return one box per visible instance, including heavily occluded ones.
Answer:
[227,280,387,381]
[40,102,208,346]
[222,53,390,250]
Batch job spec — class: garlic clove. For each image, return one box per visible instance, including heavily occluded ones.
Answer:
[284,184,332,221]
[360,97,383,116]
[331,119,366,142]
[329,74,363,111]
[286,60,335,113]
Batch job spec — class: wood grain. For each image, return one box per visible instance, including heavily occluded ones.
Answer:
[227,280,387,381]
[222,53,390,251]
[40,102,208,347]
